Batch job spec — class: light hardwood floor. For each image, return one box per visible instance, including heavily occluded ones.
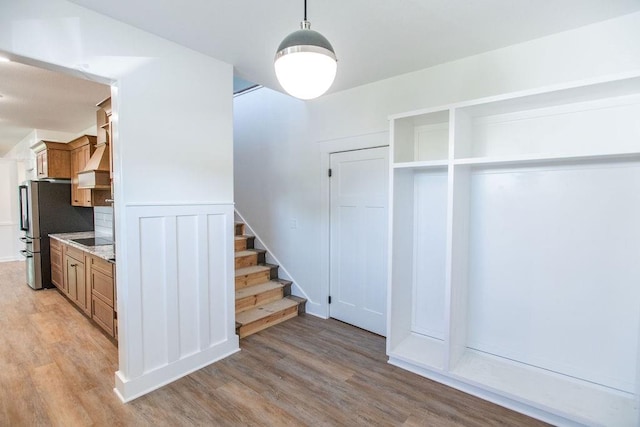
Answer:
[0,261,547,426]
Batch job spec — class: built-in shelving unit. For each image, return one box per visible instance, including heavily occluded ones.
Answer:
[387,72,640,426]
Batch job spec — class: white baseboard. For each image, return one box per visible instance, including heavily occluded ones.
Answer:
[114,338,239,403]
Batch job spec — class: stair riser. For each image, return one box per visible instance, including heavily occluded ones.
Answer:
[236,270,272,289]
[234,236,255,252]
[238,305,299,338]
[234,252,265,269]
[236,288,284,313]
[235,223,244,236]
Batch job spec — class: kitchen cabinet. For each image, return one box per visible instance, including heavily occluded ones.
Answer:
[50,238,117,339]
[88,254,116,338]
[84,97,114,197]
[49,238,64,291]
[63,245,89,314]
[32,141,71,179]
[68,135,110,207]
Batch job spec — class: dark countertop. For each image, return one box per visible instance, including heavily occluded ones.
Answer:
[49,231,115,264]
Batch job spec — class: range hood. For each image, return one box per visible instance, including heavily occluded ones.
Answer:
[77,142,110,190]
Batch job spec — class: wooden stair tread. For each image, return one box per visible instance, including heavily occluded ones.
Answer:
[236,298,300,325]
[233,220,305,337]
[234,249,265,258]
[235,264,276,277]
[235,281,284,299]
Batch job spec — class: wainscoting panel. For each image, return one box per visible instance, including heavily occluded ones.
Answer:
[115,203,239,402]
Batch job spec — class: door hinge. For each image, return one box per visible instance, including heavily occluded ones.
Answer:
[328,295,332,304]
[328,168,332,177]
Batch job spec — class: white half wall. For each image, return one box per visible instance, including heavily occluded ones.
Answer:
[233,11,640,318]
[115,203,238,401]
[0,0,235,401]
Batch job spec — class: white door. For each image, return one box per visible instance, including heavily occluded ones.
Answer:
[330,147,389,336]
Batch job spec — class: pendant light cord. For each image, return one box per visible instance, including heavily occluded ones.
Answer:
[304,0,307,21]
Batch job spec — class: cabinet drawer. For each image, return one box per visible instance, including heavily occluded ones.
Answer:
[89,255,113,277]
[65,244,84,262]
[92,295,115,337]
[92,269,114,307]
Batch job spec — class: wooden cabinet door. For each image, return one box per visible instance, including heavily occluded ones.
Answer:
[70,148,81,206]
[65,255,80,300]
[79,145,92,206]
[64,246,87,312]
[71,145,91,207]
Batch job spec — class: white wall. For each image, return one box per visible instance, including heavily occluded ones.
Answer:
[234,11,640,318]
[0,159,19,262]
[0,0,236,401]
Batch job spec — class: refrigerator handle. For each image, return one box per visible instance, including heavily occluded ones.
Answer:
[19,250,33,258]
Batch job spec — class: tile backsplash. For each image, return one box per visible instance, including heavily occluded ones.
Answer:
[94,206,114,238]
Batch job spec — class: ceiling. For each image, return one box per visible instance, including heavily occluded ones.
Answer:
[68,0,640,93]
[0,60,109,156]
[2,1,640,155]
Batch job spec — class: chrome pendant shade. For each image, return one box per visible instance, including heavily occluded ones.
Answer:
[274,1,337,100]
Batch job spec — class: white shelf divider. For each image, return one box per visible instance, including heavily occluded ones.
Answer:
[388,333,446,371]
[393,160,448,170]
[454,151,640,167]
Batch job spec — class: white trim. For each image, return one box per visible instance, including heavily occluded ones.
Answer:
[114,341,239,403]
[387,358,583,427]
[319,131,390,321]
[124,201,235,207]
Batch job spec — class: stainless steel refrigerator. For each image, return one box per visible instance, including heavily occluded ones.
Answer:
[18,180,94,289]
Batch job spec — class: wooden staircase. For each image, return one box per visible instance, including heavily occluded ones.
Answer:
[234,221,305,338]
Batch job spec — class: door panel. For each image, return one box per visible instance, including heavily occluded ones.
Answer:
[330,147,389,336]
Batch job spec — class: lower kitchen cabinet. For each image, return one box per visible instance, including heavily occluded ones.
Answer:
[50,239,116,340]
[92,294,115,337]
[88,254,116,338]
[49,238,64,291]
[64,245,89,314]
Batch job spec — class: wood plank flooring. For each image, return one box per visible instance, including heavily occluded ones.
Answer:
[0,261,548,426]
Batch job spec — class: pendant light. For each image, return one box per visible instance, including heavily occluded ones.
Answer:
[274,0,337,100]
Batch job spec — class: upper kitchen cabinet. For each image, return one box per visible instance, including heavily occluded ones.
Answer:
[32,140,71,179]
[77,97,113,198]
[69,135,110,207]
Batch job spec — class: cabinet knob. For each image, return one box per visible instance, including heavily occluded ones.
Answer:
[71,264,77,267]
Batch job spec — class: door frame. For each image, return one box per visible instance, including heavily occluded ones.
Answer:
[318,130,389,320]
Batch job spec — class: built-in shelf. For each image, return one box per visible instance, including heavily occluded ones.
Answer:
[388,71,640,426]
[453,151,640,167]
[388,333,445,371]
[451,350,638,427]
[393,160,449,170]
